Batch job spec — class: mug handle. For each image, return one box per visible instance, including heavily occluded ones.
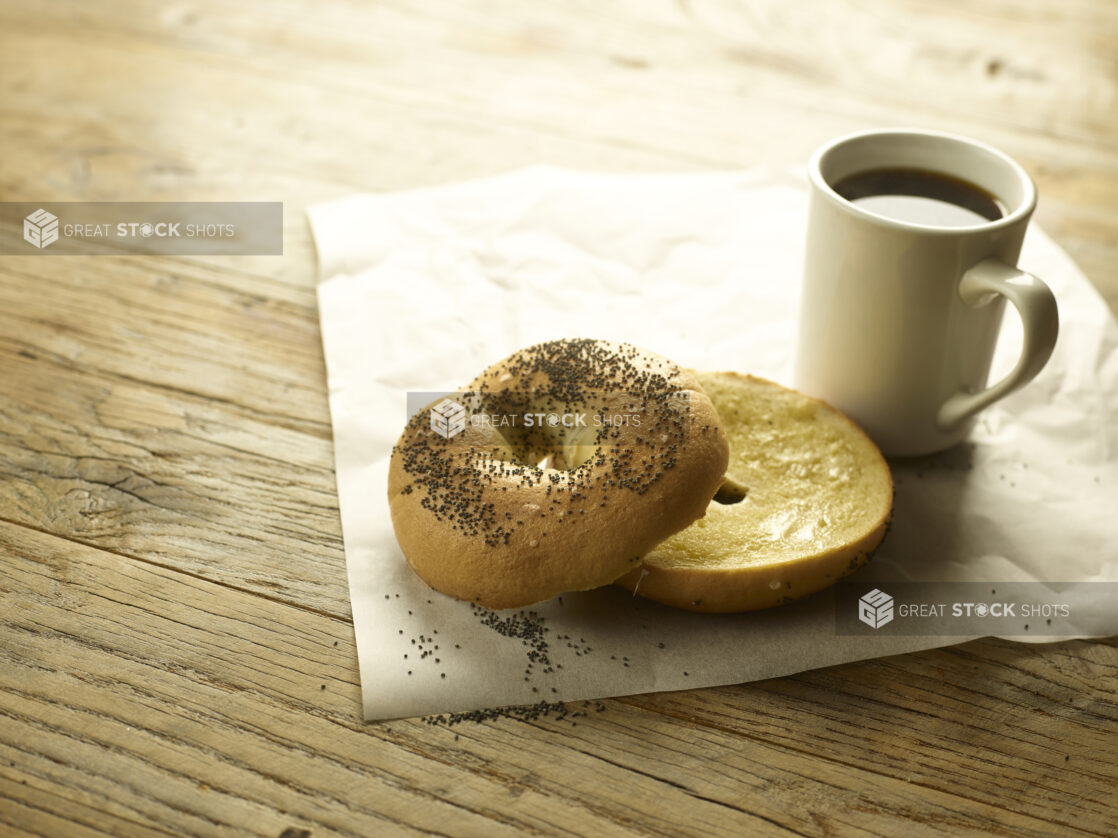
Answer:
[936,259,1059,431]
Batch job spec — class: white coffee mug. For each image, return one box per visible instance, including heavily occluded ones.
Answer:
[795,128,1059,457]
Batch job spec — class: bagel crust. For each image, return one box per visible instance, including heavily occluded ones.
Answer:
[388,339,729,609]
[616,372,893,613]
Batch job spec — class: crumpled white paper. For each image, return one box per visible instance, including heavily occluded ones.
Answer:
[309,167,1118,722]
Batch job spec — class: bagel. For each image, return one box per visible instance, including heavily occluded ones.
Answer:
[616,372,893,613]
[388,339,730,609]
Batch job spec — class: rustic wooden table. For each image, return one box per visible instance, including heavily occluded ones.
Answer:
[2,2,1115,835]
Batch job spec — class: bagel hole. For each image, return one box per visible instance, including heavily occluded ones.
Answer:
[536,452,565,470]
[713,477,748,505]
[497,425,597,472]
[532,444,597,471]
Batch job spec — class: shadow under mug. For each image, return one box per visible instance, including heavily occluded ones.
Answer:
[795,128,1059,457]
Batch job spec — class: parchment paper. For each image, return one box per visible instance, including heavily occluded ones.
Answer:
[309,167,1118,722]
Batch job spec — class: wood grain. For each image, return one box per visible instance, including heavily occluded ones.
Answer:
[4,525,1114,836]
[1,0,1116,835]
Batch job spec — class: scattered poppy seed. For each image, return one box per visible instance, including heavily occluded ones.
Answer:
[422,700,588,728]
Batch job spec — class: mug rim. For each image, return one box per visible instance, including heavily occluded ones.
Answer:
[808,127,1038,235]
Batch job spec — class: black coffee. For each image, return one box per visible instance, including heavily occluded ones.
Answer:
[833,167,1005,227]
